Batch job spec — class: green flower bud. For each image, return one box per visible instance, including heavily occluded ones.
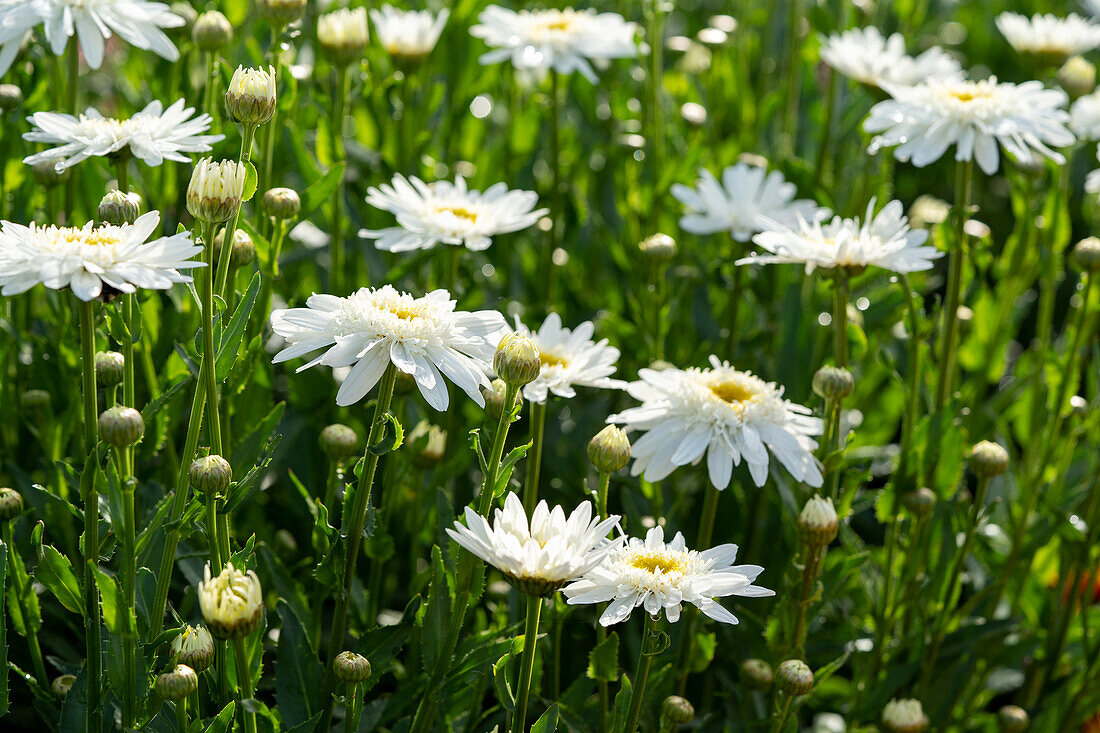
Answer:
[902,487,937,518]
[98,190,142,225]
[262,187,302,220]
[318,8,369,67]
[98,406,144,448]
[0,83,23,112]
[740,658,774,690]
[214,228,255,268]
[257,0,307,27]
[333,651,371,683]
[587,425,631,473]
[882,698,929,733]
[812,366,854,401]
[171,624,215,673]
[1059,55,1096,100]
[225,66,277,127]
[775,659,814,696]
[189,455,233,495]
[997,705,1029,733]
[660,695,694,725]
[969,441,1009,478]
[482,379,511,422]
[192,11,232,51]
[156,664,199,701]
[20,389,51,411]
[95,350,126,386]
[320,424,360,461]
[639,232,677,263]
[1072,237,1100,273]
[198,563,263,639]
[798,494,838,547]
[494,333,541,388]
[0,487,25,521]
[187,158,245,224]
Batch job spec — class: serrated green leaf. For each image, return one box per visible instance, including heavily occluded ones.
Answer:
[530,704,559,733]
[586,631,619,682]
[368,412,404,455]
[35,545,83,616]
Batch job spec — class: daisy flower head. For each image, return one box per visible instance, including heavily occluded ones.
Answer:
[0,0,185,76]
[510,312,626,404]
[370,4,449,61]
[1071,89,1100,140]
[670,163,827,242]
[270,285,510,410]
[609,356,823,490]
[737,198,942,275]
[819,27,962,89]
[446,492,621,596]
[23,100,222,172]
[361,174,547,253]
[470,5,640,84]
[864,77,1074,175]
[996,13,1100,65]
[0,211,203,301]
[197,562,263,640]
[562,525,775,626]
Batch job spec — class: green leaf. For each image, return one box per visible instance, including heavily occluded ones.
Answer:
[492,645,517,713]
[300,162,346,218]
[275,601,323,729]
[494,442,532,497]
[530,704,559,733]
[242,160,259,202]
[586,631,619,683]
[92,567,133,637]
[420,545,451,673]
[368,413,404,455]
[203,702,236,733]
[34,545,83,616]
[215,272,261,381]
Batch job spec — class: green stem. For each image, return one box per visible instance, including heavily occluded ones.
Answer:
[647,0,665,229]
[812,69,838,191]
[175,696,188,733]
[121,481,137,728]
[935,159,974,411]
[541,70,562,308]
[345,680,363,733]
[510,595,543,733]
[595,471,611,521]
[232,637,257,733]
[79,298,103,733]
[523,400,547,514]
[3,522,48,686]
[205,494,223,574]
[792,544,825,655]
[330,66,350,295]
[261,32,282,195]
[726,264,744,359]
[623,614,659,733]
[832,272,849,367]
[215,125,257,300]
[200,223,224,457]
[771,693,794,733]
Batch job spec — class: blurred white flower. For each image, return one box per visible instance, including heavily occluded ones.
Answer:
[370,4,449,60]
[737,199,942,274]
[864,77,1074,175]
[511,312,625,404]
[23,100,221,171]
[996,12,1100,61]
[1071,89,1100,139]
[562,525,774,625]
[0,211,203,300]
[609,356,823,490]
[671,163,826,242]
[317,6,369,65]
[446,492,621,596]
[819,27,962,88]
[0,0,185,75]
[270,285,509,410]
[361,174,546,252]
[471,5,639,83]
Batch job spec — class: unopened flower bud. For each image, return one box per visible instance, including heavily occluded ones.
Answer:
[812,366,854,401]
[909,195,950,229]
[407,421,447,469]
[189,455,232,495]
[639,232,677,263]
[52,674,76,698]
[320,424,360,461]
[171,624,215,672]
[482,379,511,422]
[1072,237,1100,273]
[214,228,255,267]
[0,487,24,521]
[32,157,70,187]
[495,333,541,388]
[98,406,144,448]
[226,66,277,127]
[94,350,126,386]
[1070,395,1089,417]
[187,158,245,224]
[882,698,929,733]
[997,705,1029,732]
[257,0,307,27]
[192,10,232,51]
[660,695,694,725]
[318,8,369,67]
[262,187,301,220]
[1059,55,1096,99]
[587,425,631,473]
[334,651,372,683]
[776,659,814,696]
[98,190,142,225]
[902,487,937,517]
[0,83,23,111]
[156,664,199,701]
[798,494,838,547]
[740,658,774,690]
[20,389,50,411]
[198,562,263,639]
[969,441,1009,478]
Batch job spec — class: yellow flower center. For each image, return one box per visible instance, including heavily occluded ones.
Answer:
[539,350,568,369]
[66,230,122,247]
[386,305,421,321]
[629,551,686,575]
[543,19,572,31]
[436,205,479,223]
[709,380,757,405]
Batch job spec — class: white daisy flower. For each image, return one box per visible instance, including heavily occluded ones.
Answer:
[736,199,942,274]
[446,491,622,596]
[270,285,509,410]
[511,312,625,404]
[470,5,639,84]
[562,525,775,626]
[819,27,962,89]
[670,163,827,242]
[197,563,263,640]
[609,356,823,490]
[1071,90,1100,140]
[996,12,1100,62]
[23,99,222,171]
[0,211,203,301]
[361,174,547,253]
[0,0,184,76]
[864,77,1075,175]
[370,4,449,60]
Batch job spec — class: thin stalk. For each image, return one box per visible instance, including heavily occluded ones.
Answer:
[595,471,611,521]
[345,680,363,733]
[215,124,257,300]
[79,298,103,733]
[200,223,224,457]
[121,480,137,728]
[175,696,188,733]
[261,30,283,196]
[792,544,826,654]
[935,159,974,411]
[623,614,659,733]
[832,272,849,367]
[541,70,562,307]
[319,365,400,732]
[511,595,543,733]
[232,637,257,733]
[63,43,80,217]
[646,0,665,228]
[330,66,350,295]
[205,494,223,573]
[812,69,838,191]
[523,400,547,513]
[2,522,48,685]
[203,52,218,130]
[771,693,794,733]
